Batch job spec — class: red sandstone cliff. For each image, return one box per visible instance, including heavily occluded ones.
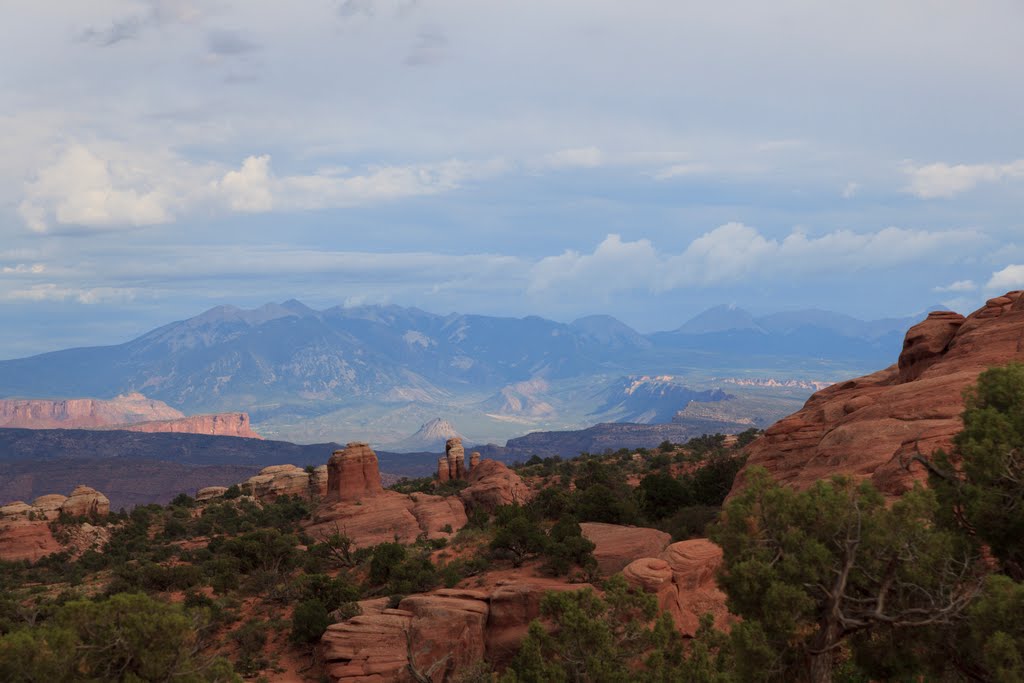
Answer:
[734,291,1024,497]
[0,393,262,439]
[120,412,262,439]
[0,393,183,429]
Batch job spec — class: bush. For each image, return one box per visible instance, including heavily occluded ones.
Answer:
[290,599,330,645]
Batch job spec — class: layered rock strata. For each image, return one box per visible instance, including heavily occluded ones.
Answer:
[735,292,1024,497]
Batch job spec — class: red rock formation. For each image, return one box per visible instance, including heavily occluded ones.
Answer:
[0,393,183,429]
[307,491,467,548]
[326,443,385,503]
[122,412,262,439]
[445,438,466,480]
[0,519,61,562]
[580,522,672,574]
[321,582,593,682]
[469,452,480,472]
[437,457,450,483]
[459,459,531,512]
[61,485,110,517]
[735,292,1024,497]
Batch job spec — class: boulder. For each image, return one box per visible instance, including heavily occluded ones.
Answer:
[196,486,228,502]
[735,291,1024,497]
[326,443,385,503]
[400,591,489,679]
[61,485,110,517]
[459,459,531,512]
[580,522,671,574]
[658,539,730,636]
[31,494,67,520]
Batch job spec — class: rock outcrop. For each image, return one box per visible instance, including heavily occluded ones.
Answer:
[458,459,531,512]
[437,437,474,482]
[58,485,110,517]
[735,292,1024,497]
[580,522,672,574]
[326,443,385,503]
[310,443,467,547]
[0,393,183,429]
[241,464,327,501]
[321,582,591,682]
[0,393,262,439]
[122,412,262,439]
[622,539,731,636]
[1,485,112,562]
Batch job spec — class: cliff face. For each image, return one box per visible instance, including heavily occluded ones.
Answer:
[0,393,184,429]
[734,292,1024,497]
[121,412,262,439]
[0,394,261,439]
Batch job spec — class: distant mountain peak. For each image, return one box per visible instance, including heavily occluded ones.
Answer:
[387,418,466,453]
[676,304,762,335]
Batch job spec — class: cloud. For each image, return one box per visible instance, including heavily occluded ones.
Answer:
[542,147,604,169]
[653,163,711,180]
[903,160,1024,198]
[529,224,984,294]
[78,0,202,46]
[987,265,1024,291]
[214,154,505,212]
[1,283,136,304]
[1,264,46,275]
[933,279,977,293]
[18,145,506,231]
[842,181,860,198]
[405,28,448,66]
[217,155,274,212]
[207,30,260,57]
[19,145,176,233]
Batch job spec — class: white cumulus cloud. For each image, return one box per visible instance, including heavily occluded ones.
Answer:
[903,160,1024,199]
[933,279,977,293]
[987,265,1024,291]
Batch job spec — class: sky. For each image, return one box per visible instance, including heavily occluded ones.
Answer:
[1,0,1023,358]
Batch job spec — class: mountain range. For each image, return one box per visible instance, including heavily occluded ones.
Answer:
[0,300,933,445]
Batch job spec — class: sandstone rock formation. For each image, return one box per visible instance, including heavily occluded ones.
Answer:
[243,464,327,501]
[458,459,531,512]
[437,437,473,482]
[59,485,110,517]
[122,412,262,439]
[0,393,262,438]
[327,443,385,503]
[580,522,672,574]
[735,292,1024,497]
[0,393,184,429]
[321,582,592,682]
[310,443,467,547]
[1,485,111,562]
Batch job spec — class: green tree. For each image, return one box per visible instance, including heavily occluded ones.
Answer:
[505,576,733,682]
[710,467,982,683]
[929,362,1024,580]
[491,506,548,567]
[0,593,237,682]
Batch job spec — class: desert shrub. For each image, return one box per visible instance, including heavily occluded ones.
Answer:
[490,506,548,567]
[658,505,720,541]
[541,518,596,577]
[290,599,330,645]
[574,483,640,525]
[231,619,269,675]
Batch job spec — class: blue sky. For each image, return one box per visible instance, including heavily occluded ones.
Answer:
[1,0,1023,358]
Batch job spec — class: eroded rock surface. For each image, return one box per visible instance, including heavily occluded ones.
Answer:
[459,459,531,512]
[327,443,385,503]
[736,292,1024,497]
[580,522,672,574]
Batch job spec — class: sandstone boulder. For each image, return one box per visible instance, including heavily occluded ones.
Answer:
[735,291,1024,497]
[31,494,67,520]
[61,485,110,517]
[459,459,531,512]
[580,522,671,574]
[308,491,467,548]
